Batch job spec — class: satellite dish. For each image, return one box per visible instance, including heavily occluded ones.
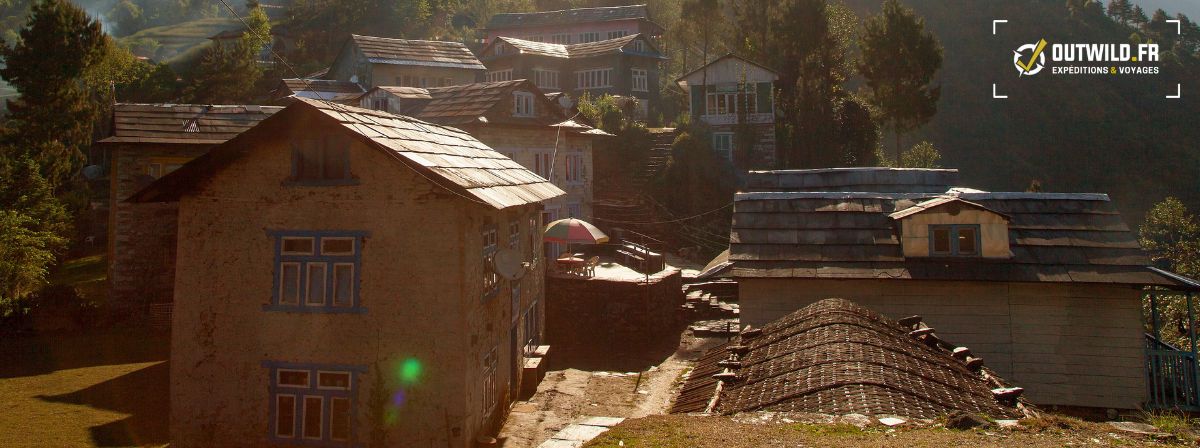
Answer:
[493,248,527,281]
[82,165,104,180]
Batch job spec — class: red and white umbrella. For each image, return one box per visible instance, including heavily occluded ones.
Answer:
[543,218,609,244]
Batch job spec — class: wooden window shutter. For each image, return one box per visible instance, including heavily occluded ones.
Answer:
[690,86,704,117]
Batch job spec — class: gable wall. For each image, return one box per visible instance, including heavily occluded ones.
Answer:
[739,278,1146,410]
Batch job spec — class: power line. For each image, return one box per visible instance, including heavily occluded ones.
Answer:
[593,201,733,225]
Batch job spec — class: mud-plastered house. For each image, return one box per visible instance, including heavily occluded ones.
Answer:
[131,99,563,447]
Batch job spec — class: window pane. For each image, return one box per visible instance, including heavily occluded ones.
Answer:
[319,372,351,389]
[957,227,978,254]
[321,238,354,255]
[281,263,300,304]
[303,396,322,439]
[278,370,309,387]
[307,263,326,305]
[330,397,350,441]
[932,228,951,253]
[282,237,313,254]
[322,146,347,179]
[276,395,296,437]
[298,144,321,180]
[333,264,353,306]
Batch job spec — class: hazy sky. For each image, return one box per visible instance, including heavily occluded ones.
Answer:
[1135,0,1200,19]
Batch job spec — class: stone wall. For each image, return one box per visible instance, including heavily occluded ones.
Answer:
[544,268,683,356]
[107,143,212,307]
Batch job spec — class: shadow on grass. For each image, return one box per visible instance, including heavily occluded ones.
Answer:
[38,361,169,447]
[0,331,169,379]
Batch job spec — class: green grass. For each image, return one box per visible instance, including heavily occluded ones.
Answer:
[0,332,170,447]
[47,254,108,303]
[118,17,238,62]
[1140,410,1197,440]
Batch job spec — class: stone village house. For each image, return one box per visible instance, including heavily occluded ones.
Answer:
[481,4,663,46]
[97,104,281,309]
[477,34,664,120]
[677,54,779,169]
[356,79,610,256]
[715,168,1187,410]
[130,99,563,447]
[327,35,486,90]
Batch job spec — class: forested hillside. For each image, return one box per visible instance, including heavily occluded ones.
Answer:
[841,0,1200,222]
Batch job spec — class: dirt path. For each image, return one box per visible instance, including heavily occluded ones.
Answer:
[498,334,723,447]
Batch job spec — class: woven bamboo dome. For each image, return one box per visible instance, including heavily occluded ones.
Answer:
[672,298,1024,419]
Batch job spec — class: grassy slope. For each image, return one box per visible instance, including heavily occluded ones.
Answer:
[583,414,1191,448]
[843,0,1200,223]
[0,332,169,448]
[117,17,238,63]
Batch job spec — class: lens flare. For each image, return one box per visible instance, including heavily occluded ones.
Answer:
[398,357,422,385]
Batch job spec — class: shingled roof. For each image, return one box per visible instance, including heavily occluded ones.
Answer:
[272,79,365,103]
[745,168,961,193]
[362,80,610,135]
[97,104,283,145]
[348,35,485,70]
[672,298,1024,418]
[487,34,663,60]
[726,189,1170,286]
[129,99,563,209]
[485,4,655,30]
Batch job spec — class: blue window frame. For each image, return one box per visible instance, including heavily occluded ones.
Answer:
[929,224,981,256]
[268,230,369,313]
[265,361,365,446]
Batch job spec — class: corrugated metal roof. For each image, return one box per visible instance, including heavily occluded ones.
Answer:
[672,298,1022,418]
[98,103,283,144]
[129,99,563,209]
[486,4,652,30]
[727,189,1172,286]
[350,35,485,70]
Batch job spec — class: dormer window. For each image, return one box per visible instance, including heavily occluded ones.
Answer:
[514,92,534,117]
[889,196,1010,259]
[930,224,979,257]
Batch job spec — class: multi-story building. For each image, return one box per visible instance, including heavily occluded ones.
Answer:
[97,103,281,310]
[478,34,664,119]
[130,99,563,447]
[677,54,778,168]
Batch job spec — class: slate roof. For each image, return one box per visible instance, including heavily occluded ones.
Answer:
[129,99,564,209]
[672,298,1023,418]
[745,168,961,193]
[279,79,365,95]
[725,189,1170,286]
[349,35,486,70]
[489,34,663,60]
[364,80,610,135]
[97,104,283,145]
[485,4,653,30]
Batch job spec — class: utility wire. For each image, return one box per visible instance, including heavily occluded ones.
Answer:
[593,201,734,225]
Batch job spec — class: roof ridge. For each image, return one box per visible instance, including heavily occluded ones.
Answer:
[493,4,646,16]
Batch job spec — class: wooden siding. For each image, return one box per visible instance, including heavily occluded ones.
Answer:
[739,278,1146,409]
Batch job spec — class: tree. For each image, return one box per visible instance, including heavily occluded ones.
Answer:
[0,152,70,316]
[732,0,869,168]
[183,4,270,103]
[1130,5,1148,27]
[1139,197,1200,349]
[1141,197,1200,277]
[858,0,943,160]
[680,0,724,78]
[0,0,105,187]
[898,141,942,168]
